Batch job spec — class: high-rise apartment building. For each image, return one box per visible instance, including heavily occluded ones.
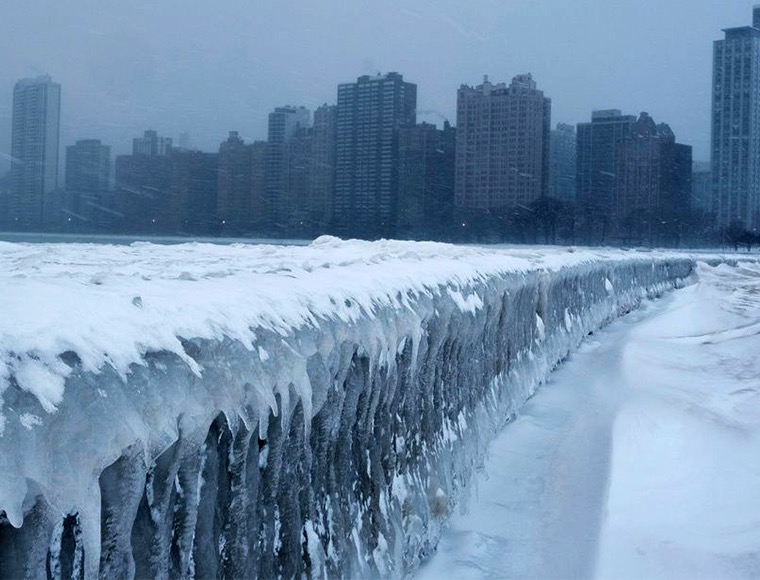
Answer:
[251,141,267,231]
[217,131,254,232]
[9,75,61,230]
[711,6,760,229]
[115,147,217,234]
[398,121,456,238]
[167,150,218,234]
[577,109,637,242]
[549,123,576,203]
[265,106,311,233]
[454,74,551,211]
[614,112,692,244]
[115,152,172,231]
[334,72,417,238]
[65,139,111,222]
[285,125,315,237]
[310,104,337,234]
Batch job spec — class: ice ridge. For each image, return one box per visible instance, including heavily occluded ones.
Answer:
[0,239,695,578]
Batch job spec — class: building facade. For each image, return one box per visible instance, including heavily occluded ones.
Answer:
[711,6,760,230]
[398,121,456,238]
[117,129,172,231]
[576,109,637,243]
[614,112,692,245]
[0,172,9,227]
[334,72,417,238]
[115,147,217,234]
[9,75,61,230]
[250,141,267,231]
[692,161,712,213]
[265,106,311,234]
[310,104,337,235]
[65,139,111,225]
[115,152,172,232]
[549,123,576,203]
[217,131,254,233]
[454,74,551,211]
[167,150,218,234]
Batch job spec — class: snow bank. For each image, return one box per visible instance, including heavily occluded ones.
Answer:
[418,259,760,580]
[0,238,694,578]
[596,260,760,579]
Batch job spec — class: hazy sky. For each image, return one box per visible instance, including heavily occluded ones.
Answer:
[0,0,752,172]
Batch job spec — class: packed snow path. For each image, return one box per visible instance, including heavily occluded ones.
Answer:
[419,260,760,580]
[0,238,695,578]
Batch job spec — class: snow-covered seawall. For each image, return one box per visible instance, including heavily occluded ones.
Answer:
[0,239,693,578]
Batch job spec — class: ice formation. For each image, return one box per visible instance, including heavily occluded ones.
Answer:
[0,237,695,578]
[420,259,760,579]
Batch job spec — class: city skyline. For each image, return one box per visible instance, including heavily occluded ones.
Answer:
[0,0,751,175]
[6,5,760,245]
[6,73,694,245]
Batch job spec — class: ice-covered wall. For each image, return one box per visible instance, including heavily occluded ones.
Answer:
[0,239,694,578]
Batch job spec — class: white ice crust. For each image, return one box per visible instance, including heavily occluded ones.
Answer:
[0,237,697,419]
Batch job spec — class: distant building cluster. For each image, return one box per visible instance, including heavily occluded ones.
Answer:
[577,110,692,245]
[3,7,760,246]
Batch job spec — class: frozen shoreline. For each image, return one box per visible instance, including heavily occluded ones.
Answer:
[0,238,700,577]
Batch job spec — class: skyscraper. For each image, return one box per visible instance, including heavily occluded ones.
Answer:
[115,151,172,232]
[286,125,315,237]
[265,106,310,234]
[549,123,577,203]
[250,141,267,231]
[9,75,61,230]
[398,121,456,238]
[167,149,218,234]
[217,131,254,233]
[614,112,692,245]
[576,109,637,243]
[115,147,217,234]
[454,74,551,212]
[65,139,111,223]
[334,72,417,238]
[310,104,337,234]
[116,129,176,231]
[711,6,760,230]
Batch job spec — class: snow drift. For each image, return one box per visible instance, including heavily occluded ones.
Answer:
[0,238,694,578]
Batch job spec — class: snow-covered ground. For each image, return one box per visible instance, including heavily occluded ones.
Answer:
[418,260,760,579]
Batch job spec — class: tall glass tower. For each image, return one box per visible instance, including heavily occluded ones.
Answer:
[334,73,417,238]
[9,75,61,230]
[711,7,760,230]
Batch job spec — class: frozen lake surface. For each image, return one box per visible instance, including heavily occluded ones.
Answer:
[419,260,760,579]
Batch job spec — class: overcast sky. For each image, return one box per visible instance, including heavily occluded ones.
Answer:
[0,0,752,172]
